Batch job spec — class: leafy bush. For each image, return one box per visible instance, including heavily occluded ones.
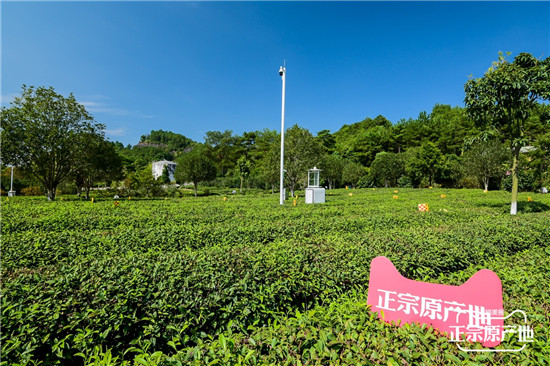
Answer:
[502,170,538,192]
[21,186,43,196]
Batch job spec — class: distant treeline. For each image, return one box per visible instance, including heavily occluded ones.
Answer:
[3,102,549,198]
[2,52,548,198]
[105,102,548,196]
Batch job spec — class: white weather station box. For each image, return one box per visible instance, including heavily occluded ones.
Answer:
[305,167,325,204]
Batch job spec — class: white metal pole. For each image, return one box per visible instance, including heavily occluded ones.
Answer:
[279,66,286,205]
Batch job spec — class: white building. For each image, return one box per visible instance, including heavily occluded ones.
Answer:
[152,160,177,182]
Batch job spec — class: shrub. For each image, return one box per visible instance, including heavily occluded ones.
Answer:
[20,186,43,196]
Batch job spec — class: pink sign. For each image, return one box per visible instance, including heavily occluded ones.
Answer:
[367,256,504,347]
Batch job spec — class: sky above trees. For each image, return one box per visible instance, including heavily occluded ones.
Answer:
[2,1,548,146]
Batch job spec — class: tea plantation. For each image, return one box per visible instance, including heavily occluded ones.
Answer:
[2,189,549,365]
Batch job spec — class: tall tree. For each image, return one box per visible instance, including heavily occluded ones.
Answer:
[405,142,442,187]
[73,136,123,199]
[418,142,442,187]
[1,85,104,200]
[465,52,550,214]
[334,115,393,166]
[133,164,163,197]
[236,156,251,193]
[204,130,237,176]
[175,144,217,196]
[370,152,404,188]
[462,139,509,191]
[341,160,366,188]
[253,129,279,192]
[317,129,336,154]
[284,125,324,196]
[320,154,344,189]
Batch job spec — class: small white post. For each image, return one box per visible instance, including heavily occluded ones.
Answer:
[8,165,16,197]
[10,166,14,191]
[279,65,286,205]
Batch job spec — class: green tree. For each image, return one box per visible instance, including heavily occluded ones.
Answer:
[418,142,442,186]
[341,160,366,188]
[160,165,171,184]
[253,130,280,192]
[320,154,344,189]
[133,164,163,197]
[529,132,550,188]
[334,115,393,166]
[465,52,550,214]
[1,85,104,200]
[205,130,238,176]
[317,129,336,154]
[73,137,123,199]
[405,143,442,187]
[370,152,404,188]
[236,156,251,193]
[140,129,193,151]
[462,139,509,191]
[437,154,463,188]
[429,104,477,155]
[175,144,217,196]
[284,125,324,196]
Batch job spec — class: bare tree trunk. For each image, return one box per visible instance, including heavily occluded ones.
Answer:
[510,147,520,215]
[46,188,56,201]
[483,178,489,192]
[194,181,198,197]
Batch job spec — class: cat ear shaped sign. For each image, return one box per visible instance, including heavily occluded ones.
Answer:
[367,256,504,348]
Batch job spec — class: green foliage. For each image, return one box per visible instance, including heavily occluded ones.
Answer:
[465,52,550,146]
[159,165,171,184]
[175,145,217,196]
[502,170,538,193]
[283,125,324,195]
[132,164,164,197]
[463,139,509,191]
[73,137,123,199]
[334,115,393,166]
[403,143,443,187]
[115,144,172,173]
[1,85,105,200]
[341,161,365,188]
[2,190,549,364]
[205,130,238,176]
[369,152,404,188]
[236,156,251,193]
[140,129,193,151]
[320,154,344,189]
[465,52,550,214]
[317,129,336,154]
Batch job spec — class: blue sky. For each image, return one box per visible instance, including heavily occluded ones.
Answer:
[2,1,549,146]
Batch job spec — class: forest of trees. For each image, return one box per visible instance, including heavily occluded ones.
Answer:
[2,53,549,202]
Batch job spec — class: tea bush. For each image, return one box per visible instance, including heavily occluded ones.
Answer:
[2,189,549,364]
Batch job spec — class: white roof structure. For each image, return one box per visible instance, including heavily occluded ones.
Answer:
[152,160,177,182]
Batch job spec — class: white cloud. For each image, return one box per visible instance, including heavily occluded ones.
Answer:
[79,97,154,119]
[105,128,127,137]
[79,101,102,107]
[87,106,131,116]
